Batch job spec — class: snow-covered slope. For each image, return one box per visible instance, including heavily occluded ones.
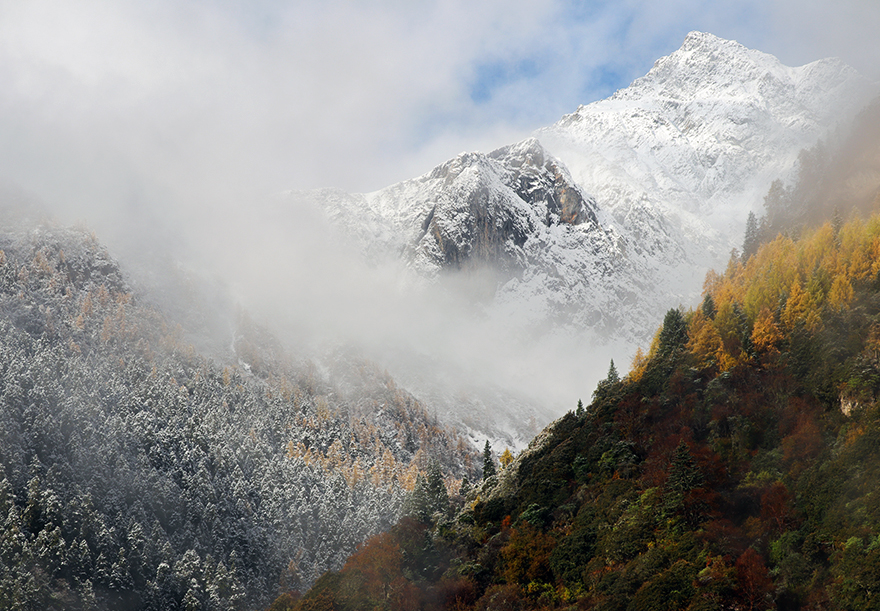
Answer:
[293,32,874,447]
[325,32,872,342]
[540,31,873,267]
[315,138,632,445]
[322,138,636,324]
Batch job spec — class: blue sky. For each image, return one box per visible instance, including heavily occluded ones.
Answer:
[0,0,878,230]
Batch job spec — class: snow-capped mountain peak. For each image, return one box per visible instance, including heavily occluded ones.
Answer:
[292,32,874,448]
[542,31,873,239]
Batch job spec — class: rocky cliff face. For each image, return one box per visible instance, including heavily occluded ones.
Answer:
[410,138,600,275]
[320,138,602,278]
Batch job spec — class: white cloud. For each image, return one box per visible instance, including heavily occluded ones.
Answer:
[2,0,873,219]
[0,0,877,424]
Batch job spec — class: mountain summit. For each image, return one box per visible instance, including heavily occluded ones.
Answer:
[542,31,869,232]
[293,33,874,446]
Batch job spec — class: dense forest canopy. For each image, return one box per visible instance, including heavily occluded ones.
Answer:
[0,215,477,610]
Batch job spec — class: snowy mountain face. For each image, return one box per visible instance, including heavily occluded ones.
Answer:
[294,32,874,447]
[540,31,874,263]
[313,138,640,445]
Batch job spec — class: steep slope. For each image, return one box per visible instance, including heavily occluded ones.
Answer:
[0,212,477,610]
[279,203,880,611]
[540,31,872,248]
[312,138,637,446]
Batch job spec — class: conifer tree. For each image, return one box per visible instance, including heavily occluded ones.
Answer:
[763,178,790,229]
[593,360,622,402]
[701,293,717,320]
[499,448,514,469]
[658,308,689,360]
[482,441,496,480]
[425,460,449,518]
[668,441,703,495]
[606,359,620,384]
[742,211,761,260]
[664,440,705,521]
[404,474,431,522]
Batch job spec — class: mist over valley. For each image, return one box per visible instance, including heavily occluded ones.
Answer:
[3,2,880,609]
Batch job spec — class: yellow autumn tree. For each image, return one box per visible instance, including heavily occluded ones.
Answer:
[751,307,784,355]
[828,274,855,311]
[687,310,725,369]
[781,278,810,330]
[628,347,648,383]
[713,301,749,369]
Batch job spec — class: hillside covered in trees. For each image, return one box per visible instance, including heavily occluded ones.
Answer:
[277,165,880,609]
[0,211,478,610]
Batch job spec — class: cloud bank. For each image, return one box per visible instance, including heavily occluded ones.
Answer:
[0,0,878,429]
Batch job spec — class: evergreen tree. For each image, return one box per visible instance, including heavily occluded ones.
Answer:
[742,211,760,260]
[592,360,622,402]
[657,308,689,360]
[664,440,705,522]
[667,441,703,495]
[403,475,430,522]
[763,178,791,229]
[701,293,717,320]
[482,441,496,481]
[425,460,449,518]
[606,359,620,384]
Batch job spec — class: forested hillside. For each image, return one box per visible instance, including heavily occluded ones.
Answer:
[280,201,880,609]
[0,214,477,610]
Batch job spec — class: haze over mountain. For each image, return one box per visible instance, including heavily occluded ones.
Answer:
[0,208,479,610]
[292,32,874,448]
[273,41,880,611]
[3,12,880,609]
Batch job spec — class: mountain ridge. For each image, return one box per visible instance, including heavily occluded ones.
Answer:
[289,32,874,449]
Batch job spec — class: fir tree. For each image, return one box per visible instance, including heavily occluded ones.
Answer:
[742,211,760,260]
[763,178,790,229]
[667,441,703,495]
[482,441,496,481]
[664,440,705,520]
[404,474,431,522]
[701,293,717,320]
[425,460,449,518]
[657,308,688,360]
[593,360,622,402]
[606,359,620,384]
